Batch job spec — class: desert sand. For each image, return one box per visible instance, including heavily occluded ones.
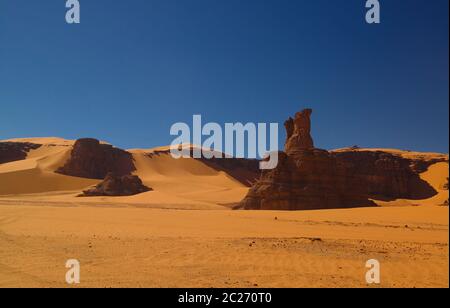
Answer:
[0,138,448,288]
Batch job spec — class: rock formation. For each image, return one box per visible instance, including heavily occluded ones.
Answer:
[0,142,41,164]
[285,109,314,154]
[57,138,135,180]
[80,173,151,197]
[237,109,439,210]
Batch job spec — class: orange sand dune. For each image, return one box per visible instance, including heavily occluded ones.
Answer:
[0,139,248,209]
[1,137,75,146]
[1,137,110,146]
[0,141,98,195]
[130,149,248,207]
[417,162,449,205]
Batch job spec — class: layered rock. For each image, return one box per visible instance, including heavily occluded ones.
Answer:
[333,150,438,200]
[237,109,439,210]
[285,109,314,154]
[80,173,151,197]
[57,138,135,180]
[0,142,41,164]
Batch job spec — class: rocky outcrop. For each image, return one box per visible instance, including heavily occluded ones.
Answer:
[285,109,314,154]
[57,138,135,180]
[238,149,376,210]
[237,109,439,211]
[0,142,41,164]
[80,173,151,197]
[333,150,438,200]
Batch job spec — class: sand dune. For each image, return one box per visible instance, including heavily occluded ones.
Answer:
[130,150,249,207]
[0,139,249,209]
[1,137,76,146]
[418,162,449,205]
[0,142,98,195]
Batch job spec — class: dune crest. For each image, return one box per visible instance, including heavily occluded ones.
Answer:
[0,141,98,195]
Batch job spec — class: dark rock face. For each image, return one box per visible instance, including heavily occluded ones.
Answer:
[0,142,41,164]
[333,150,437,200]
[238,150,376,210]
[285,109,314,154]
[237,109,439,211]
[57,138,135,180]
[80,173,151,197]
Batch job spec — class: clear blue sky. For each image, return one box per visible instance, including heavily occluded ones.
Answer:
[1,0,448,152]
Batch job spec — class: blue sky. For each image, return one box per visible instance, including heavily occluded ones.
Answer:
[0,0,448,152]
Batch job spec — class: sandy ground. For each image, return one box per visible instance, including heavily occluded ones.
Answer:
[0,204,448,288]
[0,138,448,288]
